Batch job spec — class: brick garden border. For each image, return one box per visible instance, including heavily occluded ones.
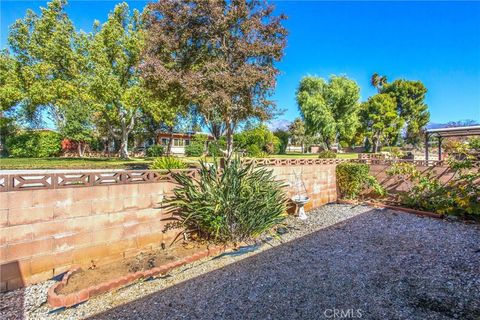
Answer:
[47,245,227,308]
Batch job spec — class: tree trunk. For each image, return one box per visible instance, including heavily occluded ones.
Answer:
[373,132,381,153]
[225,121,234,160]
[78,142,84,157]
[166,126,174,156]
[119,131,129,159]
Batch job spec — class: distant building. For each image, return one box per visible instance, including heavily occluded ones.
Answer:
[156,132,214,155]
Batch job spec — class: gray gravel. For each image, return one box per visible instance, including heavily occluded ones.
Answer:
[2,204,479,320]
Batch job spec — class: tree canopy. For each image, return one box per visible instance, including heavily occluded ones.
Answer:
[297,75,360,150]
[380,79,430,145]
[359,93,403,152]
[142,0,287,158]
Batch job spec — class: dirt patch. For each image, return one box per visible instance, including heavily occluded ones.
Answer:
[58,242,209,295]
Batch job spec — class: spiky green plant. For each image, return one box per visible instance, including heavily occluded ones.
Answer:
[167,158,288,243]
[150,156,188,170]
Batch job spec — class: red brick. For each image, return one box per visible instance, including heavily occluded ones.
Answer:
[7,191,34,209]
[54,200,92,219]
[8,206,54,226]
[0,224,33,245]
[5,238,53,261]
[64,293,78,307]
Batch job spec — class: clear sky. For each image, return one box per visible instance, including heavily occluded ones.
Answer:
[1,0,479,126]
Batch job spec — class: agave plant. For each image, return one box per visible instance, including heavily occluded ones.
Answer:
[166,158,288,243]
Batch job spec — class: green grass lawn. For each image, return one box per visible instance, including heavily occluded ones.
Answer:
[0,153,358,170]
[0,157,154,170]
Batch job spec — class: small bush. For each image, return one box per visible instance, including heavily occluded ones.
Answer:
[318,150,337,158]
[146,145,164,157]
[167,158,288,243]
[246,144,263,157]
[208,140,226,157]
[150,157,188,170]
[6,130,62,158]
[185,142,205,157]
[336,162,385,199]
[387,158,480,216]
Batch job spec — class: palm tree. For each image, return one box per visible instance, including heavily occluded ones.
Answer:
[370,73,388,92]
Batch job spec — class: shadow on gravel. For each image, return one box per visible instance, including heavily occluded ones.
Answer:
[88,209,480,320]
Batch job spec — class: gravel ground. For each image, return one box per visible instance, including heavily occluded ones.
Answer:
[1,204,479,319]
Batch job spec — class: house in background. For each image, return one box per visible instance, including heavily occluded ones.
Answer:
[156,131,214,155]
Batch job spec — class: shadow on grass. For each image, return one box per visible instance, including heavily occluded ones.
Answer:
[87,209,480,320]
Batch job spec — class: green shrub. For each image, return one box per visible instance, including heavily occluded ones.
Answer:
[167,158,288,243]
[208,140,226,157]
[150,157,188,170]
[318,150,337,158]
[185,142,204,157]
[6,130,62,158]
[336,162,385,199]
[246,144,263,157]
[387,158,480,217]
[146,145,164,157]
[234,124,281,156]
[468,137,480,151]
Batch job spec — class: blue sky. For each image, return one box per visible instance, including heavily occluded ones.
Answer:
[1,0,479,126]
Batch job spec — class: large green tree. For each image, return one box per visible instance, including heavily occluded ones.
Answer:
[381,79,429,145]
[288,118,307,153]
[297,75,360,150]
[143,0,287,158]
[7,0,89,126]
[0,50,24,155]
[360,93,403,153]
[88,2,167,159]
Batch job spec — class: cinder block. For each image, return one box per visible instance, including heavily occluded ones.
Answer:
[5,238,54,261]
[8,206,54,226]
[91,199,121,215]
[54,232,92,252]
[54,200,92,219]
[7,191,34,209]
[1,224,34,245]
[31,220,65,240]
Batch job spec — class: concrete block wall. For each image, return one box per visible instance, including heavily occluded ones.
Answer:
[0,164,338,291]
[270,164,338,212]
[0,182,178,291]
